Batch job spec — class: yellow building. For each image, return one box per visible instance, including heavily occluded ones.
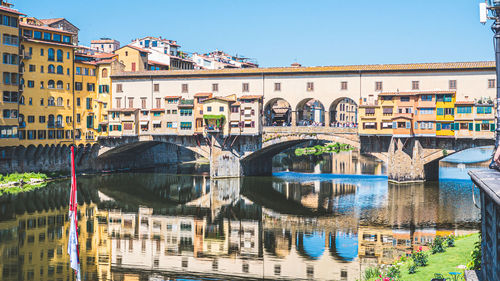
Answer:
[0,3,23,146]
[435,92,455,137]
[95,54,119,136]
[18,18,76,145]
[114,45,149,72]
[74,53,98,143]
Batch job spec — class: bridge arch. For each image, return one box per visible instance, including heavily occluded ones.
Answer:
[296,231,326,260]
[296,98,325,126]
[328,97,358,127]
[264,97,292,126]
[328,231,358,262]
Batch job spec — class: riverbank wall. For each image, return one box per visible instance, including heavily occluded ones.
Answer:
[0,142,197,174]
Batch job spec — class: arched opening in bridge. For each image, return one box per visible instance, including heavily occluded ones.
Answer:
[328,97,357,127]
[264,98,292,126]
[296,98,325,126]
[329,232,358,262]
[296,231,326,260]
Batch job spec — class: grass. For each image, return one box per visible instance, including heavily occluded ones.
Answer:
[365,233,479,281]
[0,172,50,196]
[0,172,48,185]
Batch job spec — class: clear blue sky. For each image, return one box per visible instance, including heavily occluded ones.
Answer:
[15,0,495,67]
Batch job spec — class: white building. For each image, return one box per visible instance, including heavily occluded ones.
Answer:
[130,36,194,70]
[91,38,120,53]
[191,50,258,70]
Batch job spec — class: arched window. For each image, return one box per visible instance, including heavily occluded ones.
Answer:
[56,49,63,62]
[48,48,55,61]
[56,115,63,127]
[102,68,108,78]
[57,97,63,106]
[48,64,55,73]
[56,80,63,89]
[48,97,55,106]
[56,65,63,74]
[48,80,55,89]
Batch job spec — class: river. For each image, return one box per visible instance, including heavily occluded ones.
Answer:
[0,145,488,281]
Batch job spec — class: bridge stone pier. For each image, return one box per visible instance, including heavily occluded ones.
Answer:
[361,136,494,182]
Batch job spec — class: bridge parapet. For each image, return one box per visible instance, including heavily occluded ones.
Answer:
[263,126,357,135]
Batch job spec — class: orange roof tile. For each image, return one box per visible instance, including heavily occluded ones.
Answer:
[39,18,64,25]
[378,90,456,96]
[150,108,164,112]
[194,92,212,97]
[0,5,24,15]
[20,22,75,34]
[455,101,475,105]
[117,44,151,53]
[239,95,263,100]
[111,61,495,78]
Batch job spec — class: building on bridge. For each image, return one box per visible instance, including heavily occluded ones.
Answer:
[358,90,495,139]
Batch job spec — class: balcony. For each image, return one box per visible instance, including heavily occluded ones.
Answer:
[205,126,221,133]
[180,99,194,105]
[394,112,413,119]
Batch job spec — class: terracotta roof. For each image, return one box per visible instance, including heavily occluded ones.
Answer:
[231,101,241,106]
[39,18,64,25]
[111,61,495,79]
[20,22,76,35]
[23,38,74,48]
[239,95,263,100]
[91,39,118,44]
[194,92,212,97]
[116,44,151,53]
[203,96,234,102]
[0,6,24,15]
[150,108,164,112]
[92,53,117,59]
[455,101,475,105]
[95,59,115,65]
[148,60,169,66]
[164,96,181,99]
[120,108,138,112]
[378,90,456,96]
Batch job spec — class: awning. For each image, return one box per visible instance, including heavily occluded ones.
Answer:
[140,121,149,125]
[203,114,225,120]
[152,120,161,125]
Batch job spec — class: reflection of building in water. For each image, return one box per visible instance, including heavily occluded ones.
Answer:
[0,203,110,281]
[271,180,357,212]
[331,150,385,175]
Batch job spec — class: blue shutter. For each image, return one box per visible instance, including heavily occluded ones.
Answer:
[392,121,397,128]
[436,123,441,131]
[437,108,443,115]
[491,123,496,131]
[406,122,410,129]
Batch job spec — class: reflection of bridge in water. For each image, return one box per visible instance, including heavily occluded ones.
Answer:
[0,174,480,281]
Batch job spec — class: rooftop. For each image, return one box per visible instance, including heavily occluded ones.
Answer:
[0,5,24,15]
[20,22,76,35]
[112,61,495,79]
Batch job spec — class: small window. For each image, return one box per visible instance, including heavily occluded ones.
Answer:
[274,82,281,91]
[153,83,159,92]
[212,83,218,92]
[341,81,348,90]
[412,81,419,90]
[181,83,188,93]
[306,82,314,91]
[242,83,249,92]
[116,84,123,93]
[488,79,495,89]
[375,81,383,91]
[219,106,224,112]
[449,80,457,90]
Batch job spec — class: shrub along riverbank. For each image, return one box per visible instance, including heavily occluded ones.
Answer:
[363,233,479,281]
[0,172,52,196]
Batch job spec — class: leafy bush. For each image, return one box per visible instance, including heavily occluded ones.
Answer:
[412,249,428,267]
[408,261,417,274]
[386,265,401,279]
[431,236,445,254]
[363,266,381,280]
[467,234,481,270]
[446,235,455,247]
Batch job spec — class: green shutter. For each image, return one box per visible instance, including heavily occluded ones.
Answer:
[475,123,481,131]
[468,123,473,131]
[437,108,444,115]
[436,123,441,131]
[491,123,496,132]
[118,124,122,131]
[109,125,112,131]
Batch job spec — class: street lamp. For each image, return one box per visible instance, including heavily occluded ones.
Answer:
[482,1,500,168]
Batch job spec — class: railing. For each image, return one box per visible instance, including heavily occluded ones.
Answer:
[180,99,194,105]
[205,126,221,133]
[263,126,357,134]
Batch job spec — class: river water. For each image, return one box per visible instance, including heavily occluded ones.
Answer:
[0,145,488,281]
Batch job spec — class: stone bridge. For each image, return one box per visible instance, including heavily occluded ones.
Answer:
[96,127,360,178]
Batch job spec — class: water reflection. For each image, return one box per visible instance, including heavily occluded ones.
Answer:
[0,166,480,281]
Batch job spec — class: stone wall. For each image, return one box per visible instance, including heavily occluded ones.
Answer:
[0,142,196,174]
